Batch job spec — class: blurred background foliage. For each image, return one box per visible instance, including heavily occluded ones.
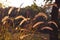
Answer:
[0,0,60,40]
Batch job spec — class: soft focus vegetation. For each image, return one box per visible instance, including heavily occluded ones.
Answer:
[0,2,49,40]
[0,0,60,40]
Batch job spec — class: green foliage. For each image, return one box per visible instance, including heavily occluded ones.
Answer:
[0,3,2,7]
[0,3,5,8]
[25,2,45,13]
